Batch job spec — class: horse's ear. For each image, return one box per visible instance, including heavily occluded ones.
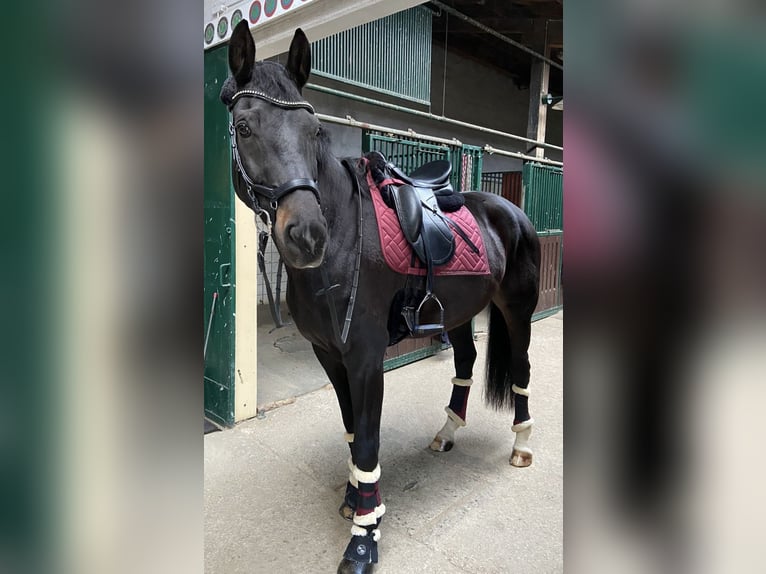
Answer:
[287,28,311,91]
[229,20,256,85]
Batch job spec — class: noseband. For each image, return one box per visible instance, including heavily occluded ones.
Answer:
[228,89,320,215]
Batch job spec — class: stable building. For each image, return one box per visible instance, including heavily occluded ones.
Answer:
[204,0,563,427]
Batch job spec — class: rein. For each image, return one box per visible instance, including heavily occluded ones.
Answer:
[315,159,363,346]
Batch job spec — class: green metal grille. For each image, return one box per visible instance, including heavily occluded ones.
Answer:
[383,340,442,371]
[362,131,482,192]
[523,163,564,319]
[522,162,563,232]
[312,7,432,104]
[481,172,504,195]
[460,145,483,191]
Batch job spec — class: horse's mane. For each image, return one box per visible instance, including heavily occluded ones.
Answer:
[317,128,367,195]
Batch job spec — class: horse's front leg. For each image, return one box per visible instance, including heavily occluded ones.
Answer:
[312,345,358,521]
[337,345,386,574]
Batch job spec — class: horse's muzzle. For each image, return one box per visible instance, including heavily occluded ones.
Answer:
[282,219,327,268]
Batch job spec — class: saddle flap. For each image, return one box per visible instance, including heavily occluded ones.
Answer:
[391,184,455,267]
[390,184,422,245]
[421,208,455,265]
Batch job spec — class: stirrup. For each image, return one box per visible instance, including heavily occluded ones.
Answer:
[402,292,445,337]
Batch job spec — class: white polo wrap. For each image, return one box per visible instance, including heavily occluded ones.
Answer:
[511,384,530,397]
[351,463,381,484]
[451,377,474,387]
[511,417,534,433]
[445,406,467,427]
[352,504,386,526]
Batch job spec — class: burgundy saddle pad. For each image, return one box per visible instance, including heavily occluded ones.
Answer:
[365,169,490,277]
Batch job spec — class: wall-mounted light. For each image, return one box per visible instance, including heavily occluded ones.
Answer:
[542,93,564,111]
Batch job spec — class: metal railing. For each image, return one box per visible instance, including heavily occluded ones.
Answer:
[362,130,483,192]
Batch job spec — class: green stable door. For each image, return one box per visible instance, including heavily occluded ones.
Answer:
[204,46,237,427]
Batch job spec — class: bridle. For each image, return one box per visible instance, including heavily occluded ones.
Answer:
[228,88,320,223]
[226,86,363,346]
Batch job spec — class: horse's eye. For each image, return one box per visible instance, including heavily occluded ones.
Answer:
[237,123,251,137]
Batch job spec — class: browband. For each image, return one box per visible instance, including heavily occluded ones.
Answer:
[230,89,315,114]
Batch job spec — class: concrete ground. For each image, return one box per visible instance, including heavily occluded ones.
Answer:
[205,311,562,573]
[254,307,330,409]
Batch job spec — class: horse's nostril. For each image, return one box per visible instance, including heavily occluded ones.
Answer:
[287,222,321,256]
[314,235,326,255]
[287,223,302,244]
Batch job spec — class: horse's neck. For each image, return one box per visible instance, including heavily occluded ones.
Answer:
[317,156,357,241]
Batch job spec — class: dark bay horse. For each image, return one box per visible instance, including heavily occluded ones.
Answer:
[221,21,541,574]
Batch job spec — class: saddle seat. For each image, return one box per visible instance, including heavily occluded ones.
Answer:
[386,159,452,189]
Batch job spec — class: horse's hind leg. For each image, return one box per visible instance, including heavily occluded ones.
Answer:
[430,321,477,452]
[490,300,536,467]
[508,307,535,467]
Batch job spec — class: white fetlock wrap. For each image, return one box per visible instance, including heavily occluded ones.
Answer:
[436,409,464,443]
[511,417,534,433]
[350,463,385,527]
[344,432,355,443]
[511,417,534,453]
[451,377,473,387]
[351,463,381,484]
[352,504,386,526]
[352,525,381,541]
[436,417,459,443]
[511,384,530,397]
[445,406,467,428]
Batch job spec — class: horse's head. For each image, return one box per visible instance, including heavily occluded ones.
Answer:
[222,21,327,269]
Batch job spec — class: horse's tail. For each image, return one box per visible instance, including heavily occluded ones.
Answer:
[484,302,515,410]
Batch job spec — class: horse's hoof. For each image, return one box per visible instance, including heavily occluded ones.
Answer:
[337,558,374,574]
[429,435,454,452]
[338,501,354,521]
[510,448,533,467]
